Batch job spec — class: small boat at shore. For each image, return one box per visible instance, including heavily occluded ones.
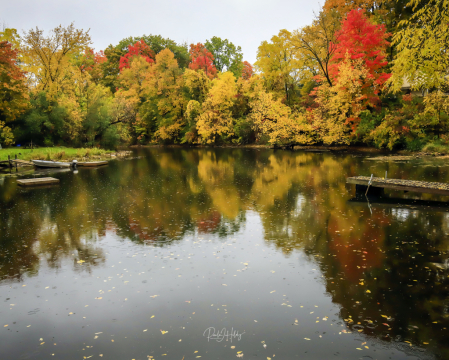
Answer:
[32,160,76,168]
[77,161,108,167]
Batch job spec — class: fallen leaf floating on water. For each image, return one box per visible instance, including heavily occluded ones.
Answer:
[160,330,168,334]
[77,260,85,264]
[304,338,311,340]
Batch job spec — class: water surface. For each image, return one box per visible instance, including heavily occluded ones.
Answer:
[1,148,448,359]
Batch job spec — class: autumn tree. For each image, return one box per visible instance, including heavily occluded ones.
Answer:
[119,40,155,71]
[100,35,188,93]
[0,28,21,50]
[196,72,237,143]
[250,91,316,146]
[115,56,153,141]
[291,9,342,87]
[323,0,380,16]
[21,23,91,97]
[242,61,253,80]
[183,68,211,104]
[71,47,107,85]
[311,55,370,144]
[188,43,217,79]
[142,49,186,142]
[0,41,29,144]
[389,0,449,91]
[205,37,243,77]
[330,9,390,106]
[255,29,303,105]
[323,0,416,60]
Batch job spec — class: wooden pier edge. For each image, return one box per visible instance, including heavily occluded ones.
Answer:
[17,177,60,186]
[347,176,449,196]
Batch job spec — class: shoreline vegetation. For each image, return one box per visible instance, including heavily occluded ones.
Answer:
[130,143,449,158]
[0,147,131,163]
[1,1,448,155]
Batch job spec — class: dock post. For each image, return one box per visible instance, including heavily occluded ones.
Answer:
[365,174,374,196]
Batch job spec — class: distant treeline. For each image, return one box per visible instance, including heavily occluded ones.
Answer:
[1,0,448,151]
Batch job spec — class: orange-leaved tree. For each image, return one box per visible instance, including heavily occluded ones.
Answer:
[188,43,217,80]
[242,61,253,80]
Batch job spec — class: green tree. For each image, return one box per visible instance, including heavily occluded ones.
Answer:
[205,37,243,77]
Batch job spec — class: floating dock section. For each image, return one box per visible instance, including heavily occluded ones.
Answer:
[347,176,449,196]
[17,177,60,186]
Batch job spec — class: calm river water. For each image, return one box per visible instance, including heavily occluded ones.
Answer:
[0,148,448,360]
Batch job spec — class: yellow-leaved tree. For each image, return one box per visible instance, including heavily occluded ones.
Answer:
[196,72,237,144]
[183,69,212,143]
[389,0,449,91]
[116,56,152,140]
[144,49,185,142]
[249,91,316,146]
[255,29,303,105]
[21,23,91,98]
[291,9,342,87]
[311,55,369,144]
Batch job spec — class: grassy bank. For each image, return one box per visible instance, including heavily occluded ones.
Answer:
[0,147,115,162]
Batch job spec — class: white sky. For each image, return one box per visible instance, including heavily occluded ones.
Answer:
[2,0,321,64]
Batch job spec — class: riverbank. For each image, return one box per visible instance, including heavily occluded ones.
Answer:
[0,147,131,162]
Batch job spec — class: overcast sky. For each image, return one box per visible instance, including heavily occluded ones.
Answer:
[3,0,321,64]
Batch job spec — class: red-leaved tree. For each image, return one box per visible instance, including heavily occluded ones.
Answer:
[242,61,253,80]
[119,40,155,72]
[329,9,390,105]
[188,43,217,79]
[0,40,28,144]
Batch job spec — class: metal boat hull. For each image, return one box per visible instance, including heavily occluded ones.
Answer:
[32,160,71,168]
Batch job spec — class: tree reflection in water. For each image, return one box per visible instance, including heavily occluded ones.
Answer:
[0,148,448,357]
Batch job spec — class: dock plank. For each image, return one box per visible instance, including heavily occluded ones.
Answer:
[17,177,60,186]
[347,176,449,196]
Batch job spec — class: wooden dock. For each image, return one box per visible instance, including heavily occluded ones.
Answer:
[347,176,449,196]
[0,159,33,168]
[17,177,60,186]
